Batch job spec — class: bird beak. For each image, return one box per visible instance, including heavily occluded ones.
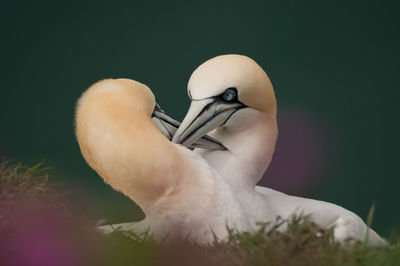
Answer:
[151,103,225,150]
[172,98,244,147]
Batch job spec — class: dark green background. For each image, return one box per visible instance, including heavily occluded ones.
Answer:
[1,1,399,236]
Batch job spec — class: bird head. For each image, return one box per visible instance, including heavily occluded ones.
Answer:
[172,54,276,147]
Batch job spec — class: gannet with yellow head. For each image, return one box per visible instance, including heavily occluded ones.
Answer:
[172,54,384,245]
[75,78,244,243]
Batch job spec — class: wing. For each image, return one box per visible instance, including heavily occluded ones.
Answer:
[255,185,286,196]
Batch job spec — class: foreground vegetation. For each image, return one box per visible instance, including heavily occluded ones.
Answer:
[1,161,399,266]
[103,219,400,266]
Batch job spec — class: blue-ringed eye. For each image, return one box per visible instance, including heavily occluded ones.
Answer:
[222,88,237,102]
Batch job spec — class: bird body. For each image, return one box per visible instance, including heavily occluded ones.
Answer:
[172,55,384,245]
[76,56,385,245]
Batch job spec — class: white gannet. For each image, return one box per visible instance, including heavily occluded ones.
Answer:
[172,54,385,245]
[75,78,240,243]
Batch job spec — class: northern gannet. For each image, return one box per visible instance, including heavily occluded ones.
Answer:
[75,79,235,243]
[172,54,385,245]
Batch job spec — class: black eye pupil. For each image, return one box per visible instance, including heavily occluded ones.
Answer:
[223,88,236,102]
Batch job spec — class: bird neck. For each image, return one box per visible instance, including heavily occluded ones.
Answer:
[195,109,277,190]
[76,84,216,216]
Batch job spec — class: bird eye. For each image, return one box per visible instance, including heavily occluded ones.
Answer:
[222,88,237,102]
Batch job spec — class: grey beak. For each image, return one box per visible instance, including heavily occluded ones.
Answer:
[172,98,244,147]
[151,102,225,150]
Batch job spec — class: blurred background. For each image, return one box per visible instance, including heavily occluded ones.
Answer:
[0,0,398,237]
